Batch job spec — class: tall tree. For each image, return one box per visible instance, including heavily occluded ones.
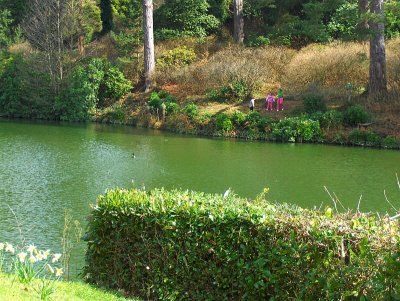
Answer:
[233,0,244,44]
[100,0,113,34]
[143,0,155,91]
[23,0,67,95]
[357,0,369,39]
[369,0,387,97]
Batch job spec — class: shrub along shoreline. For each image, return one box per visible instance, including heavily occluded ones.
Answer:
[84,188,400,300]
[95,90,400,150]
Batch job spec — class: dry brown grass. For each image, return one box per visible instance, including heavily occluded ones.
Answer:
[154,45,296,97]
[153,38,400,102]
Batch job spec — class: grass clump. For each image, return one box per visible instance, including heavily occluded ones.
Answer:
[0,273,137,301]
[84,188,400,300]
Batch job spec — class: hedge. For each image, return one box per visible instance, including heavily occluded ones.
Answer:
[84,188,400,300]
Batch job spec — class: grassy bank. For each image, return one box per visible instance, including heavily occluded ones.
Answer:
[91,38,400,150]
[0,272,138,301]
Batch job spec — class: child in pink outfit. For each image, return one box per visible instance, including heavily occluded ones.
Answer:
[265,93,275,110]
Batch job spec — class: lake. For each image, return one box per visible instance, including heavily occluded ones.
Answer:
[1,119,399,276]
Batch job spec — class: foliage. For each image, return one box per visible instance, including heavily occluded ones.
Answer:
[84,187,400,300]
[215,113,233,132]
[98,66,132,106]
[343,105,371,126]
[327,2,358,41]
[59,58,131,121]
[231,111,246,127]
[317,110,344,130]
[272,116,322,142]
[154,0,220,38]
[147,90,178,115]
[182,102,199,119]
[382,136,399,149]
[0,9,13,48]
[348,129,382,147]
[246,35,270,47]
[207,80,249,103]
[157,46,196,69]
[110,30,141,56]
[0,52,55,119]
[303,93,327,114]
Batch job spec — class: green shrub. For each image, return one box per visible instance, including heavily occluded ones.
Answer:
[215,113,233,132]
[318,110,344,129]
[183,102,199,119]
[303,93,327,114]
[154,0,220,38]
[365,131,382,147]
[98,66,132,106]
[246,35,270,47]
[382,136,399,149]
[157,46,196,69]
[0,52,55,119]
[59,58,131,121]
[348,129,367,146]
[272,117,322,142]
[343,105,370,126]
[207,80,249,103]
[84,188,400,301]
[148,90,178,115]
[231,111,246,127]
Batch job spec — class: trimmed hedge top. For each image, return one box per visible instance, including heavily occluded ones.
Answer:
[84,188,400,300]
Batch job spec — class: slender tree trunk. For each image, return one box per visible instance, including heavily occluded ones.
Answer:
[100,0,112,35]
[369,0,387,98]
[357,0,369,39]
[143,0,155,92]
[233,0,244,44]
[77,0,84,54]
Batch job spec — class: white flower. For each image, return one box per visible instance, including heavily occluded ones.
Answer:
[27,244,37,254]
[5,243,14,254]
[55,267,63,277]
[0,243,4,250]
[146,266,150,270]
[40,249,50,259]
[46,264,54,274]
[52,253,62,263]
[35,252,44,261]
[29,255,37,263]
[17,252,27,263]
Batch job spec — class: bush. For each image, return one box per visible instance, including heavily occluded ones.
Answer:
[318,110,344,129]
[272,117,322,142]
[59,58,131,121]
[303,93,327,114]
[343,105,371,126]
[382,136,399,149]
[246,35,270,47]
[154,0,220,38]
[148,91,179,115]
[84,188,400,301]
[0,52,55,119]
[183,102,198,119]
[231,111,247,127]
[215,113,233,132]
[157,46,196,69]
[207,80,249,103]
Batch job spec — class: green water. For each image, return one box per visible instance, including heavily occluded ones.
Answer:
[1,120,399,275]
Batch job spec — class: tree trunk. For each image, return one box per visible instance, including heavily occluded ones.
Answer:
[369,0,387,98]
[233,0,244,44]
[357,0,369,39]
[77,0,84,54]
[100,0,112,35]
[143,0,155,92]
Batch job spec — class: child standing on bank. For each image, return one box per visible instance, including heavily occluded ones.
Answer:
[276,87,284,111]
[265,92,275,110]
[249,97,255,111]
